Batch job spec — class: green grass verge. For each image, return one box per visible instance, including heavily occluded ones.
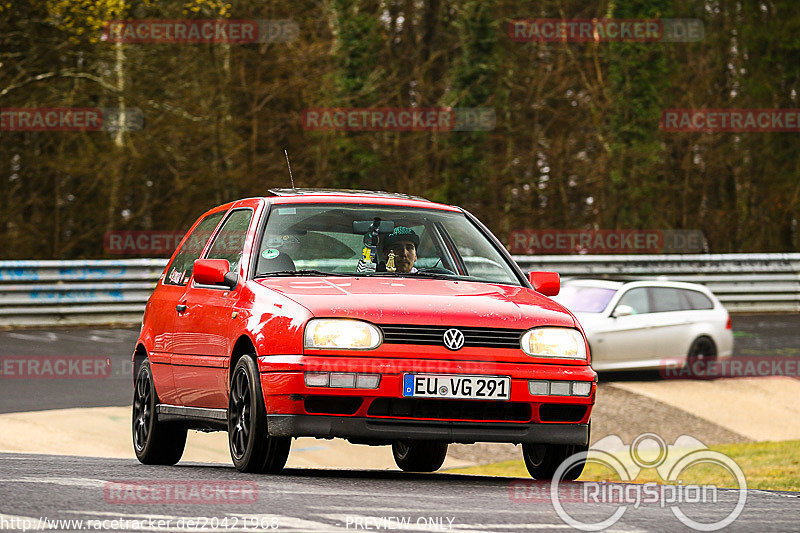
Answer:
[446,440,800,492]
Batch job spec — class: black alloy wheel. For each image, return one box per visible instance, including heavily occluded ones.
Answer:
[522,442,587,480]
[392,440,448,472]
[686,336,718,375]
[228,356,290,473]
[522,422,590,480]
[229,365,252,461]
[132,360,187,465]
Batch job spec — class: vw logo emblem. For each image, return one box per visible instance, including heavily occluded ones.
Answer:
[443,328,465,350]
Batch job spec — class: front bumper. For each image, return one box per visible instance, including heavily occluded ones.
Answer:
[267,414,589,445]
[257,354,595,445]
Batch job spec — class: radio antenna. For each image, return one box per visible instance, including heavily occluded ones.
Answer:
[283,149,295,188]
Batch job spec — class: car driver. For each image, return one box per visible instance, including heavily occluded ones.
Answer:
[382,226,419,273]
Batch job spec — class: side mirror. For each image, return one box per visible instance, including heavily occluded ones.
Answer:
[528,271,560,296]
[193,259,238,289]
[612,304,634,318]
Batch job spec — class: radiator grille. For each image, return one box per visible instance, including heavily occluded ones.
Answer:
[379,324,523,349]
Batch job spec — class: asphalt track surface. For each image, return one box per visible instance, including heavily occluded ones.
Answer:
[1,317,799,532]
[0,328,139,414]
[1,453,799,532]
[1,315,798,413]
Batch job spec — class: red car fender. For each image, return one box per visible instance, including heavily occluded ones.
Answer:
[240,281,314,358]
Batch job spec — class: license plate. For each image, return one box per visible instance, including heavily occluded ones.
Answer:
[402,374,510,400]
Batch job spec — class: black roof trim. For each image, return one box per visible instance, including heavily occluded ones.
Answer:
[267,188,431,202]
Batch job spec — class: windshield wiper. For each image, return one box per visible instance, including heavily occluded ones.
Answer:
[255,270,348,278]
[401,271,462,280]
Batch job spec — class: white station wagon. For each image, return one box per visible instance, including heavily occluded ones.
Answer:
[554,279,733,371]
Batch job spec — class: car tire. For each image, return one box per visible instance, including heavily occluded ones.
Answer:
[132,360,187,465]
[228,356,290,473]
[522,442,587,480]
[392,440,448,472]
[686,336,717,370]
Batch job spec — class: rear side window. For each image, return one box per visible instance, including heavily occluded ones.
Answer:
[205,209,254,273]
[683,289,714,310]
[616,288,650,314]
[164,212,225,286]
[650,287,687,312]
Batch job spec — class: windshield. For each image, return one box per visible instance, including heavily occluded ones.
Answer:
[254,203,521,286]
[554,285,618,313]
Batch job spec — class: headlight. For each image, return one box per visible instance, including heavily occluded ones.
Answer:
[304,319,382,350]
[520,327,586,360]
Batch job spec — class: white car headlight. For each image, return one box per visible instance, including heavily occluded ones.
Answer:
[304,319,382,350]
[520,327,587,360]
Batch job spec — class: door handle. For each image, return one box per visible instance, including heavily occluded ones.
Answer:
[176,304,187,313]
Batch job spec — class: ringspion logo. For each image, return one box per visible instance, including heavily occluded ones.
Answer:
[542,433,747,531]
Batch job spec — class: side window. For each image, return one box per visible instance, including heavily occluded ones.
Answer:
[616,288,650,314]
[684,289,714,310]
[164,212,225,286]
[205,209,254,273]
[439,219,516,280]
[650,287,687,312]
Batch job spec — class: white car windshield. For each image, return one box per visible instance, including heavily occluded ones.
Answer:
[556,285,618,313]
[255,203,522,286]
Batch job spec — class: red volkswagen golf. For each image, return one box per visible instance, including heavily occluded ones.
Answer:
[132,189,596,478]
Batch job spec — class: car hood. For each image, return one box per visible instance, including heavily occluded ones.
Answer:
[254,277,577,330]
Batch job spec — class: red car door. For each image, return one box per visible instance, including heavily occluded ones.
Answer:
[172,203,259,408]
[146,210,226,405]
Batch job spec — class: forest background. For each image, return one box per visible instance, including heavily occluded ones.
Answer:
[2,0,798,259]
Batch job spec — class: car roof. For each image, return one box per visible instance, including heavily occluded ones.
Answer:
[563,279,625,290]
[564,278,714,293]
[268,188,431,202]
[264,188,460,211]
